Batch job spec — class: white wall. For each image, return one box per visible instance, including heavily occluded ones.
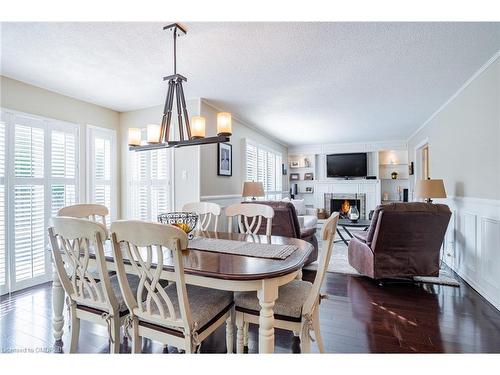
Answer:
[408,54,500,310]
[118,99,201,214]
[199,100,288,198]
[0,76,122,216]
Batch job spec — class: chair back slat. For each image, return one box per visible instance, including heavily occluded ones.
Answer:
[58,204,109,228]
[182,202,221,231]
[302,212,339,315]
[111,220,190,332]
[48,217,117,313]
[226,203,274,236]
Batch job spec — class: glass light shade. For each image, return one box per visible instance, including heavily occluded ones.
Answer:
[128,128,141,146]
[348,205,360,222]
[191,116,206,138]
[217,112,232,136]
[147,124,161,144]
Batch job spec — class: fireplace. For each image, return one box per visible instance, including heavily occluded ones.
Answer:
[324,193,366,219]
[331,198,361,219]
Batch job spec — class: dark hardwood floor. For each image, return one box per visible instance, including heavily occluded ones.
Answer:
[2,269,500,353]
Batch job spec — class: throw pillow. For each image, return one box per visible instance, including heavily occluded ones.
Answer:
[290,199,306,215]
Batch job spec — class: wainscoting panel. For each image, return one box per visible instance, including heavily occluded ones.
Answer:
[481,218,500,292]
[444,197,500,311]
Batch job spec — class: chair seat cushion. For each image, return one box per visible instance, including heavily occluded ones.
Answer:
[79,274,141,314]
[235,280,312,319]
[141,284,233,333]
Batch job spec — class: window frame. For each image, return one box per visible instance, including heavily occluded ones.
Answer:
[86,125,117,222]
[0,108,80,294]
[125,128,173,221]
[244,139,284,200]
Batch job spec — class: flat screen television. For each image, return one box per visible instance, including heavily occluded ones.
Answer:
[327,153,367,178]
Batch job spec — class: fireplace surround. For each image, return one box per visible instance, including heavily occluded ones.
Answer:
[324,193,366,219]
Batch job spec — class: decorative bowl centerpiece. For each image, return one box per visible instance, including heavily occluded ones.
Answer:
[158,212,198,238]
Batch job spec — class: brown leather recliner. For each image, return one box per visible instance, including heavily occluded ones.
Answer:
[348,202,451,279]
[242,201,318,265]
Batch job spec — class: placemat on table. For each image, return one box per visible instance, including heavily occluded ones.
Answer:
[188,236,298,260]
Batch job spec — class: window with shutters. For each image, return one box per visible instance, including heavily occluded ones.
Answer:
[245,139,283,200]
[127,129,171,221]
[0,109,79,294]
[87,126,116,223]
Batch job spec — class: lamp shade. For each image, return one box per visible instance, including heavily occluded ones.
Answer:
[242,181,265,198]
[415,179,447,200]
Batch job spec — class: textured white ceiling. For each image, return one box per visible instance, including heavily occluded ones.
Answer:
[1,22,499,145]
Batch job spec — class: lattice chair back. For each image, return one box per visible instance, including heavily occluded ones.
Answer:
[110,220,191,334]
[58,204,109,228]
[225,203,274,236]
[48,217,118,313]
[182,202,221,232]
[303,212,339,315]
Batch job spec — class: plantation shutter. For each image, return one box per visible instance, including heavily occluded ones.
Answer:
[50,128,77,217]
[245,143,258,182]
[0,119,6,292]
[0,110,80,294]
[13,119,46,283]
[88,126,116,223]
[127,140,170,221]
[245,140,283,200]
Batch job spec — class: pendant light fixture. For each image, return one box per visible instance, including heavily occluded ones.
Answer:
[129,23,232,151]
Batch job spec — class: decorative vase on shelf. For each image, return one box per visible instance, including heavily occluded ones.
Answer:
[348,205,360,223]
[391,171,398,179]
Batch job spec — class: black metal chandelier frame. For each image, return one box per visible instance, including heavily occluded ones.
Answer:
[130,23,230,152]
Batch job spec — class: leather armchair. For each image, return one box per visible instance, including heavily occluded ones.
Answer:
[243,201,318,265]
[348,202,451,279]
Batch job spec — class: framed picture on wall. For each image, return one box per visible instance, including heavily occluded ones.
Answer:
[290,173,300,181]
[217,142,232,176]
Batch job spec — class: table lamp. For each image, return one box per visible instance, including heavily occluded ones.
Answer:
[242,181,265,201]
[415,178,446,203]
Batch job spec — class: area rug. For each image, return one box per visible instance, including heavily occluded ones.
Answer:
[304,229,460,287]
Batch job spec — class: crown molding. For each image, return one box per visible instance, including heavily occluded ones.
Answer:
[199,98,289,148]
[407,50,500,142]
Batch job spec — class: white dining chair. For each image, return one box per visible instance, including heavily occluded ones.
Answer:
[110,220,234,354]
[182,202,221,232]
[58,203,109,228]
[48,217,141,353]
[225,203,274,236]
[58,203,112,280]
[234,212,339,353]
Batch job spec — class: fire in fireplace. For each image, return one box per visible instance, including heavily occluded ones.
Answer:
[331,199,361,219]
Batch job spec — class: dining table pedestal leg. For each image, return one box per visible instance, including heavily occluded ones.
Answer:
[52,269,65,343]
[257,278,278,353]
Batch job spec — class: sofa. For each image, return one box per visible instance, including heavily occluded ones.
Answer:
[243,200,318,265]
[347,202,451,279]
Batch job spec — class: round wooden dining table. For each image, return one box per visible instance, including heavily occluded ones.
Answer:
[51,230,313,353]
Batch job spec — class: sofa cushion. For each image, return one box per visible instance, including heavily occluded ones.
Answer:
[301,215,317,229]
[290,199,306,215]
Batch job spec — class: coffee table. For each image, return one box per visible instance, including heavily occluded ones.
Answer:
[336,218,371,246]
